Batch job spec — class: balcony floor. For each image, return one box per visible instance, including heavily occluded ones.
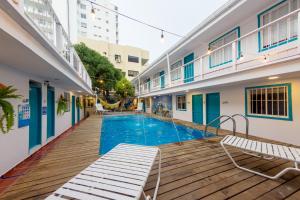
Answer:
[1,115,300,200]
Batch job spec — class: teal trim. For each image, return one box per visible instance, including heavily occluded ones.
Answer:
[29,82,42,150]
[244,83,293,121]
[77,99,80,123]
[206,92,220,128]
[176,94,187,111]
[209,27,241,68]
[257,0,298,52]
[184,53,194,83]
[47,86,55,139]
[160,71,165,89]
[192,94,203,124]
[72,96,76,126]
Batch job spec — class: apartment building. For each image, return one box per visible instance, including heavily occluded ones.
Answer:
[52,0,119,44]
[0,0,92,176]
[132,0,300,146]
[79,37,149,80]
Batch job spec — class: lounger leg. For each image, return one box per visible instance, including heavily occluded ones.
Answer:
[152,149,161,200]
[221,142,300,179]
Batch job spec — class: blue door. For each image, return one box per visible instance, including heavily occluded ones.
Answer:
[29,83,42,149]
[192,94,203,124]
[184,53,194,83]
[160,71,165,89]
[72,96,76,126]
[206,93,220,128]
[77,98,80,123]
[47,87,55,138]
[147,78,151,92]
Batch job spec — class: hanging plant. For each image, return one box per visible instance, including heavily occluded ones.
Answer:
[76,97,83,109]
[0,85,22,133]
[57,94,67,115]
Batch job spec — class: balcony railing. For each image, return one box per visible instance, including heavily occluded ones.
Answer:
[22,0,92,89]
[136,8,300,96]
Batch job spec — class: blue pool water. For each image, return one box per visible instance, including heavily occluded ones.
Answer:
[100,115,214,154]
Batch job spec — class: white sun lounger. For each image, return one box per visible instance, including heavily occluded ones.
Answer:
[221,135,300,179]
[46,144,161,200]
[135,102,144,112]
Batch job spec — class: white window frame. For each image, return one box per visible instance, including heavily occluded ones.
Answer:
[176,95,186,111]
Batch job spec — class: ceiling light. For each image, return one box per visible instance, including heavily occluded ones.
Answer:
[268,76,279,80]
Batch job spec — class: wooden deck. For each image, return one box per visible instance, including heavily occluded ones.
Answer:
[1,115,300,199]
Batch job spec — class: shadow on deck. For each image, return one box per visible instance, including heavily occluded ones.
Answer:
[0,114,300,200]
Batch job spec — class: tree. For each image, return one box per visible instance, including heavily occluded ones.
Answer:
[74,43,123,100]
[115,78,135,109]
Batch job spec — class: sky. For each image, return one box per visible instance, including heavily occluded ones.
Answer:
[110,0,228,62]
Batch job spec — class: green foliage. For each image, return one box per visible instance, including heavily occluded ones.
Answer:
[76,97,83,109]
[74,43,123,99]
[115,78,135,99]
[57,95,67,115]
[0,86,22,133]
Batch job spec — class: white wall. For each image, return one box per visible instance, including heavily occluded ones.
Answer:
[171,77,300,146]
[0,65,85,176]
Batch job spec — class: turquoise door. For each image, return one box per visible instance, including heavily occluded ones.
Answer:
[47,87,55,138]
[206,93,220,128]
[192,94,203,124]
[29,83,42,149]
[160,71,165,89]
[77,98,80,123]
[147,78,151,92]
[72,96,75,126]
[184,53,194,83]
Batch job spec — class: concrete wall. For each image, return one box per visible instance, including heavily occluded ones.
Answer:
[171,77,300,146]
[0,65,85,176]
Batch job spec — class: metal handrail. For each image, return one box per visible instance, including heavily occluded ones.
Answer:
[232,114,249,139]
[204,115,236,137]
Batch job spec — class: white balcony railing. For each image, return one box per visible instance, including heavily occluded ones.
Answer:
[136,8,300,96]
[22,0,92,89]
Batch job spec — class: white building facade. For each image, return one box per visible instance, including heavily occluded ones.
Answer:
[133,0,300,146]
[0,0,92,176]
[52,0,119,44]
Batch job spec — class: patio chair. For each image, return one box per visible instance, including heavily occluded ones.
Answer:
[135,102,144,112]
[95,103,108,115]
[221,135,300,179]
[46,143,161,200]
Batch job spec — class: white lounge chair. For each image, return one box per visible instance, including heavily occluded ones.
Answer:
[96,103,108,115]
[221,135,300,179]
[135,102,144,112]
[46,143,161,200]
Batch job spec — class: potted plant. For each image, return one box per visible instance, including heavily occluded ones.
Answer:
[0,84,21,133]
[57,94,67,115]
[76,97,83,109]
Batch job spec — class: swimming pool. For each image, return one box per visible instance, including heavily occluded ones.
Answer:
[100,114,214,154]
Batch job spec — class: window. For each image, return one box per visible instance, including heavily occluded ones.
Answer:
[171,60,182,81]
[209,27,240,68]
[80,4,86,9]
[64,92,70,112]
[176,95,186,110]
[128,55,139,63]
[245,84,292,120]
[81,13,86,19]
[259,0,299,51]
[81,22,87,28]
[128,70,139,77]
[115,54,121,63]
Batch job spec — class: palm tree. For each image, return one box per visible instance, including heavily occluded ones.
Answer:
[0,85,21,133]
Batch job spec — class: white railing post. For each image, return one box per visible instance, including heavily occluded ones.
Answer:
[181,64,185,84]
[200,57,203,80]
[232,41,237,71]
[56,23,63,54]
[298,11,300,52]
[166,53,171,88]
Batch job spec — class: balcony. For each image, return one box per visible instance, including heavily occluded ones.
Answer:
[137,9,300,96]
[1,0,92,91]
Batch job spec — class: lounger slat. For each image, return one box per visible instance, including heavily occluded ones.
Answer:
[96,160,150,171]
[226,136,236,145]
[277,145,288,159]
[93,161,149,173]
[85,167,146,180]
[102,156,153,166]
[104,153,154,164]
[53,188,108,200]
[256,141,262,154]
[251,141,257,152]
[115,144,157,153]
[81,170,145,186]
[267,143,273,156]
[237,138,244,148]
[241,139,248,149]
[111,149,157,157]
[289,147,300,162]
[45,196,67,200]
[75,174,142,191]
[261,142,267,154]
[245,140,252,150]
[69,178,139,196]
[89,164,148,177]
[223,135,232,144]
[283,146,294,160]
[62,183,136,200]
[107,152,155,161]
[233,137,241,146]
[272,144,280,157]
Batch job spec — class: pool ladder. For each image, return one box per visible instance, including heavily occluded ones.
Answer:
[204,114,249,138]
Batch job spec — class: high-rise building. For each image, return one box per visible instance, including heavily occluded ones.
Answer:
[52,0,119,44]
